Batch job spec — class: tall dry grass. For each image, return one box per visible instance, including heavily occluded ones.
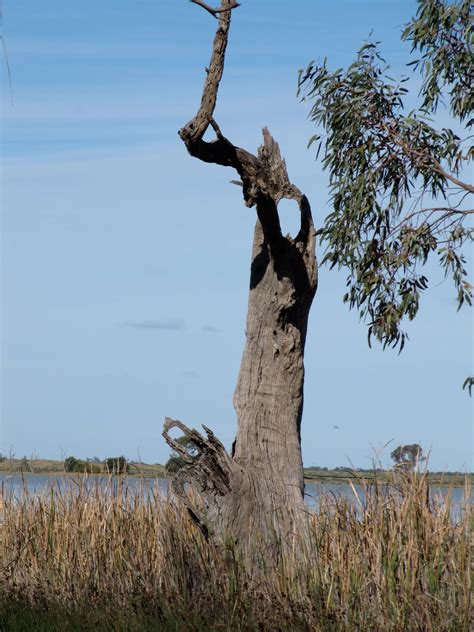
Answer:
[0,473,471,631]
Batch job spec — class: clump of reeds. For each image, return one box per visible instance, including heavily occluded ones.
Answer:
[0,472,471,631]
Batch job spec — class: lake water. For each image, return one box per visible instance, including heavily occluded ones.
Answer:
[1,473,471,521]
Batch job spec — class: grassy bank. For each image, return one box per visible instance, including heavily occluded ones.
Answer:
[0,458,471,486]
[303,468,473,487]
[0,472,471,631]
[0,458,168,478]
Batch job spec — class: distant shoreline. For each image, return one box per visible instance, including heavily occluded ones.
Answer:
[0,458,471,487]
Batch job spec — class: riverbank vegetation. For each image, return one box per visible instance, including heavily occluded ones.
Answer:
[0,472,471,631]
[0,456,167,479]
[0,456,471,487]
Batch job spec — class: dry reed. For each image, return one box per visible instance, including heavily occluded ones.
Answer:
[0,472,471,631]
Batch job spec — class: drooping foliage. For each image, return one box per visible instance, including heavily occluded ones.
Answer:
[298,0,472,359]
[403,0,473,121]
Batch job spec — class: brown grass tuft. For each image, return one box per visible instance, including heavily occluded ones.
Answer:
[0,472,471,630]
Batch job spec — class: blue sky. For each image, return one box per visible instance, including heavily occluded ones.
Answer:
[1,0,472,470]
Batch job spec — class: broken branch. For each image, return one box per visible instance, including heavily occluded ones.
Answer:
[190,0,241,19]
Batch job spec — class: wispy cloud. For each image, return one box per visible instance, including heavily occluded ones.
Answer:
[181,369,200,379]
[124,319,186,331]
[201,324,220,333]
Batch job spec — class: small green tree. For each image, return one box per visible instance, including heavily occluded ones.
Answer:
[64,456,80,472]
[64,456,100,473]
[103,456,128,474]
[298,0,472,376]
[391,444,426,470]
[165,435,198,473]
[165,455,187,473]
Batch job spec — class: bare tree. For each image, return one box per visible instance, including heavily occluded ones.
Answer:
[163,0,317,543]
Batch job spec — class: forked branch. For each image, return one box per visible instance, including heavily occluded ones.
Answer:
[179,1,316,257]
[190,0,241,19]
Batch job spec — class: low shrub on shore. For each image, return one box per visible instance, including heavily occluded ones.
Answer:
[64,456,102,474]
[0,473,471,631]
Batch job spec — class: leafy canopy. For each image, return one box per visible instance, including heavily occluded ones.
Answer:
[298,0,472,362]
[391,443,427,470]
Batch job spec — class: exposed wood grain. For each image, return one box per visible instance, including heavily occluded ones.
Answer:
[167,0,318,547]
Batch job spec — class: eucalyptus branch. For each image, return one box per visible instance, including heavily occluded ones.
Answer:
[384,125,474,194]
[431,159,474,194]
[419,206,474,215]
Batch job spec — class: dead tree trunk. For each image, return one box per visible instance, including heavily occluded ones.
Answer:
[163,1,317,545]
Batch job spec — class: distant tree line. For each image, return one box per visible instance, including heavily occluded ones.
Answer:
[163,439,470,477]
[0,447,466,477]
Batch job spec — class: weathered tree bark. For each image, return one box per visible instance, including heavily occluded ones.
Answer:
[163,1,317,545]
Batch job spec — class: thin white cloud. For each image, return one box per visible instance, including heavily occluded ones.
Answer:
[181,369,200,379]
[124,319,186,331]
[201,324,219,333]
